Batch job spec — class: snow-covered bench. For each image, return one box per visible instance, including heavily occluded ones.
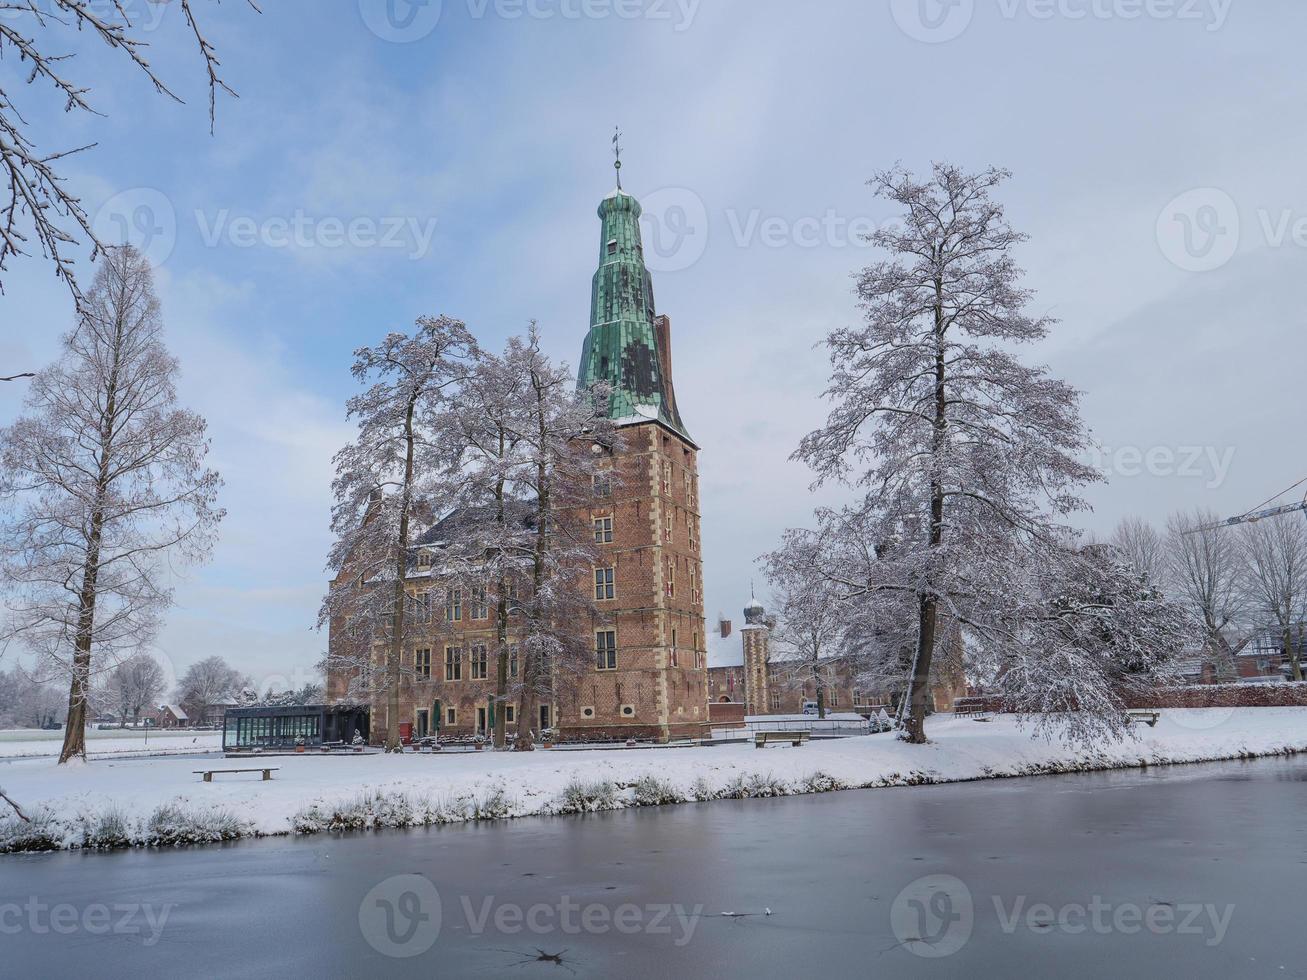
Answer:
[754,731,810,749]
[193,767,280,783]
[1128,711,1160,728]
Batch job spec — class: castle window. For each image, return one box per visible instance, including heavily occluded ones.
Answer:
[416,549,432,569]
[509,644,519,678]
[607,239,618,255]
[593,516,613,544]
[415,648,432,680]
[445,589,461,622]
[665,557,675,598]
[408,591,432,624]
[770,691,781,711]
[505,705,516,724]
[593,472,612,498]
[665,509,673,543]
[471,644,489,680]
[444,646,462,681]
[446,706,457,726]
[596,630,617,671]
[594,567,615,601]
[471,585,488,620]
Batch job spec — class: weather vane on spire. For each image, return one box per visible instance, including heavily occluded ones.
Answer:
[612,125,623,189]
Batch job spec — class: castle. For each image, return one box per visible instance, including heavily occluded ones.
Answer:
[328,175,710,744]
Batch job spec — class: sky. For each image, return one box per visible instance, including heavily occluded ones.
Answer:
[3,0,1306,685]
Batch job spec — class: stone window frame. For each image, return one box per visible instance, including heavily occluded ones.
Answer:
[594,566,615,601]
[596,629,618,671]
[444,645,462,682]
[415,648,432,680]
[470,644,489,680]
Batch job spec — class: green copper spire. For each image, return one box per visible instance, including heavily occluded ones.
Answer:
[577,160,691,442]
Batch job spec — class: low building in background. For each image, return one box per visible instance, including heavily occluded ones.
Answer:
[708,598,966,719]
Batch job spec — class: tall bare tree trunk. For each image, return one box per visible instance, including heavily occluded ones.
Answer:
[493,451,509,749]
[904,276,947,744]
[385,392,419,752]
[59,311,123,764]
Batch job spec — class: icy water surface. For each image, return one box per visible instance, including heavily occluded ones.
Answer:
[3,756,1305,978]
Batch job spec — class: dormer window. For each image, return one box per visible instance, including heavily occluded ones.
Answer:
[607,239,618,255]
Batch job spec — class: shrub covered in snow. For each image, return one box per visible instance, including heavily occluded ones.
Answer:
[557,778,621,813]
[631,775,684,807]
[144,803,250,846]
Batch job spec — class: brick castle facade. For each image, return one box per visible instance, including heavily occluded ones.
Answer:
[328,179,710,743]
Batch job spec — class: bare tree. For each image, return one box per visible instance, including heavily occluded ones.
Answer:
[439,338,535,749]
[0,246,222,762]
[762,530,847,719]
[1112,517,1167,586]
[320,316,479,751]
[1240,516,1307,681]
[174,655,248,724]
[110,652,166,727]
[795,164,1107,743]
[511,328,616,750]
[1,374,34,382]
[981,545,1194,745]
[0,0,259,302]
[1165,509,1249,679]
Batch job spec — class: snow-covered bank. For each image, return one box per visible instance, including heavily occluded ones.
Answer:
[3,709,1305,853]
[0,729,221,760]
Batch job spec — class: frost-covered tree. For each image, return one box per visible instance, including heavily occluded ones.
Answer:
[1164,509,1249,679]
[510,330,616,750]
[1239,516,1307,681]
[174,655,248,725]
[1112,517,1166,587]
[1,0,257,302]
[762,530,848,719]
[435,338,535,748]
[320,316,478,751]
[795,163,1172,745]
[110,652,166,728]
[0,247,222,762]
[980,545,1192,744]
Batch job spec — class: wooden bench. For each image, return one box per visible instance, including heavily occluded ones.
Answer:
[1128,711,1160,728]
[754,731,810,749]
[193,767,280,783]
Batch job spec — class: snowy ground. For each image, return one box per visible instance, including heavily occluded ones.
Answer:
[3,708,1305,852]
[0,728,222,760]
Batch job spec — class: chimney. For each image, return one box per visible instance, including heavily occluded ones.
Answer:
[653,314,682,425]
[718,616,732,639]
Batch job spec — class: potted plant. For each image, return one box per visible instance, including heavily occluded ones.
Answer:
[540,727,555,749]
[294,736,306,754]
[474,733,486,751]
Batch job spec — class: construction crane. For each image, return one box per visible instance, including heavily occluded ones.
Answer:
[1186,478,1307,533]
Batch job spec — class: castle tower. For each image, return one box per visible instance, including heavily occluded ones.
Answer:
[741,597,772,716]
[566,163,708,742]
